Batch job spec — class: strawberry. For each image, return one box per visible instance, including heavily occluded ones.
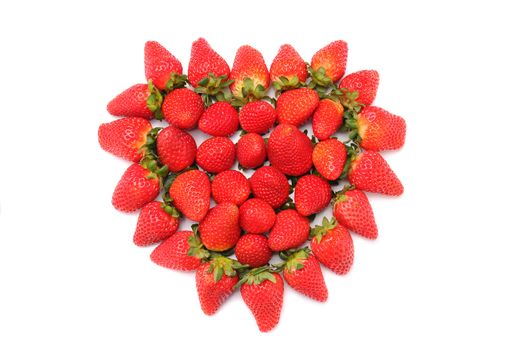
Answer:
[150,229,208,271]
[276,88,319,126]
[98,117,152,162]
[188,38,230,88]
[268,209,310,252]
[112,162,163,212]
[282,248,328,302]
[239,269,284,333]
[312,99,344,140]
[310,217,354,275]
[236,133,267,169]
[268,124,313,176]
[354,106,406,151]
[107,83,162,119]
[312,138,347,181]
[239,198,276,234]
[249,166,290,209]
[235,234,272,267]
[310,40,348,83]
[198,102,239,137]
[333,188,378,239]
[270,44,308,90]
[239,101,276,134]
[229,45,270,99]
[196,136,236,174]
[169,169,210,222]
[339,70,379,106]
[134,201,179,246]
[294,175,332,216]
[199,202,241,251]
[144,41,184,90]
[156,126,197,172]
[211,170,251,206]
[162,88,205,130]
[349,150,403,196]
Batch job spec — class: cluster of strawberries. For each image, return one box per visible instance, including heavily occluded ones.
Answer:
[98,38,406,332]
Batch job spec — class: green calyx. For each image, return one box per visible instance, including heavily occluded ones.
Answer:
[283,247,311,273]
[339,140,361,180]
[146,80,164,120]
[165,73,188,91]
[160,202,180,218]
[235,266,276,288]
[194,73,233,107]
[231,78,270,107]
[307,65,337,98]
[140,153,168,180]
[187,224,211,261]
[310,217,338,243]
[272,75,304,94]
[332,185,354,206]
[207,254,248,283]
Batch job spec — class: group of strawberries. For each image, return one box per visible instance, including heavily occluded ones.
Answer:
[98,37,405,332]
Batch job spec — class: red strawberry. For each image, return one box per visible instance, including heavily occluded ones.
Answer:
[199,202,241,251]
[211,170,251,206]
[144,41,183,90]
[150,230,208,271]
[236,133,267,169]
[98,117,152,162]
[235,234,272,267]
[134,201,179,246]
[196,136,236,174]
[156,126,197,172]
[188,38,230,88]
[229,45,270,98]
[240,270,284,333]
[356,106,406,151]
[112,163,161,212]
[312,99,344,140]
[107,83,159,119]
[312,138,347,181]
[310,40,348,83]
[239,198,276,234]
[268,209,310,251]
[276,88,319,126]
[349,150,403,196]
[249,166,290,209]
[339,70,379,106]
[169,169,210,222]
[282,248,328,302]
[239,101,276,134]
[162,88,205,130]
[294,175,332,216]
[333,188,378,239]
[268,124,313,176]
[198,102,239,137]
[310,217,354,275]
[270,44,308,90]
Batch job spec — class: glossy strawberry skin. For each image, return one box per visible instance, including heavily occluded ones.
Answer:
[156,126,197,172]
[268,124,313,176]
[211,170,251,206]
[98,117,151,162]
[107,84,153,119]
[249,166,290,209]
[162,88,205,130]
[333,189,378,239]
[112,164,160,213]
[294,175,332,216]
[229,45,270,98]
[312,138,347,181]
[283,254,328,302]
[241,273,284,332]
[144,41,183,90]
[236,133,267,169]
[311,40,348,82]
[196,137,236,174]
[198,102,239,137]
[196,263,238,315]
[239,198,276,234]
[239,101,276,134]
[311,224,354,275]
[357,106,406,151]
[235,234,272,267]
[339,70,379,106]
[169,170,210,222]
[312,99,344,140]
[199,203,241,252]
[276,88,319,126]
[268,209,310,252]
[134,201,179,246]
[270,44,308,83]
[150,231,201,271]
[188,38,230,88]
[349,150,404,196]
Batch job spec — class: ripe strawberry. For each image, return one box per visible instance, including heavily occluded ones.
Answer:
[349,150,403,196]
[211,170,251,206]
[268,124,313,176]
[282,248,328,302]
[188,38,230,88]
[236,133,267,169]
[339,70,379,106]
[240,270,284,333]
[196,137,235,174]
[356,106,406,151]
[312,99,344,140]
[98,117,152,162]
[270,44,308,90]
[162,88,205,130]
[112,163,161,212]
[239,198,276,234]
[268,209,310,252]
[198,102,239,137]
[156,126,197,172]
[294,175,332,216]
[230,45,270,98]
[150,230,208,271]
[249,166,290,209]
[235,234,272,267]
[333,188,378,239]
[276,88,319,126]
[169,169,210,222]
[134,201,179,246]
[310,40,348,83]
[144,41,183,90]
[239,101,276,134]
[199,202,241,251]
[312,138,347,181]
[107,83,160,119]
[310,217,354,275]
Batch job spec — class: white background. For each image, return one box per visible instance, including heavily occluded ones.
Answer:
[1,0,526,349]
